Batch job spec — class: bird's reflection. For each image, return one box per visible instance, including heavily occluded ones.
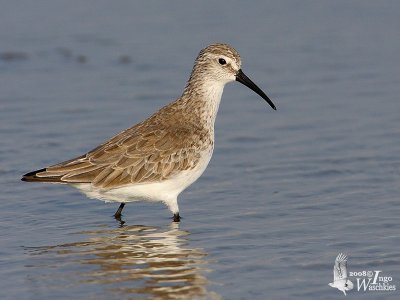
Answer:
[25,222,220,300]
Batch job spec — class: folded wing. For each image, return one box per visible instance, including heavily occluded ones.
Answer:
[23,120,209,188]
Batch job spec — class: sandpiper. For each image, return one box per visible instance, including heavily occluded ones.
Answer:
[22,43,276,222]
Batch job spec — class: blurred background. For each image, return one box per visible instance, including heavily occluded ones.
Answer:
[1,1,399,299]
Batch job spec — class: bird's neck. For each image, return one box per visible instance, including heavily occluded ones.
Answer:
[181,79,225,129]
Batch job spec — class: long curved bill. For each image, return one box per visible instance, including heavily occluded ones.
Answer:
[236,69,276,110]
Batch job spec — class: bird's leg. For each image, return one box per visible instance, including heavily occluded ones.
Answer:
[173,212,181,222]
[114,203,125,219]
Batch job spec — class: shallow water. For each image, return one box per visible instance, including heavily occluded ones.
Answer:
[1,1,400,299]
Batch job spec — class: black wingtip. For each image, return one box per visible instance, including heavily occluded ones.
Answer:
[21,168,46,182]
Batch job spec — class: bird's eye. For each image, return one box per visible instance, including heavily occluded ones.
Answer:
[345,284,348,287]
[218,58,226,65]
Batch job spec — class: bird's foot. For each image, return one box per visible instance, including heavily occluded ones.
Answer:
[173,213,181,222]
[114,203,126,226]
[114,216,125,227]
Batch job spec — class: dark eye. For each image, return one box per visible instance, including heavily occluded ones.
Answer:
[218,58,226,65]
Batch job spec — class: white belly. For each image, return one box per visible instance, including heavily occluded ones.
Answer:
[72,148,213,214]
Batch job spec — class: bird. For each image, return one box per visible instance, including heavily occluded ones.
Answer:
[21,43,276,222]
[328,253,354,296]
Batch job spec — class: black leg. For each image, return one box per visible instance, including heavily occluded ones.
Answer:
[173,212,181,222]
[114,203,125,219]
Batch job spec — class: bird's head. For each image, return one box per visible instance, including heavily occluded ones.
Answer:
[188,43,276,110]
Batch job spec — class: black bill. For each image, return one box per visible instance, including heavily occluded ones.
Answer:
[235,69,276,110]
